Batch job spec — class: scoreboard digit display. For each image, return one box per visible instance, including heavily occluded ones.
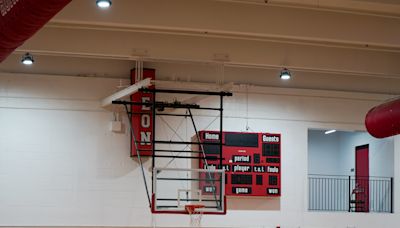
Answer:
[196,131,281,197]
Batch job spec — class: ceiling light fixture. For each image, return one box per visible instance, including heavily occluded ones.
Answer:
[324,129,337,135]
[96,0,112,8]
[21,52,34,65]
[280,68,291,80]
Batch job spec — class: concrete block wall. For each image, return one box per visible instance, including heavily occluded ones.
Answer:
[0,73,399,228]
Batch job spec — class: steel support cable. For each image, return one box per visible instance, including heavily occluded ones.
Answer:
[155,116,178,168]
[124,104,152,208]
[158,114,188,189]
[158,112,221,190]
[158,115,190,169]
[163,115,186,142]
[187,108,221,208]
[203,115,220,131]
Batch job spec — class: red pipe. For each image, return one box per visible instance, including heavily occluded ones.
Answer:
[0,0,71,62]
[365,98,400,138]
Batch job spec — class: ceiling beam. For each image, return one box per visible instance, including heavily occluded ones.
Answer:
[52,0,400,49]
[217,0,400,18]
[18,26,400,79]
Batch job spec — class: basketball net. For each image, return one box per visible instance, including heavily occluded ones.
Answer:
[185,204,205,227]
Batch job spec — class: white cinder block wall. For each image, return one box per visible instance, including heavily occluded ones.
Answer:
[0,73,399,228]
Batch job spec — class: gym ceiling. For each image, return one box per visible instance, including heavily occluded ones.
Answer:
[1,0,399,94]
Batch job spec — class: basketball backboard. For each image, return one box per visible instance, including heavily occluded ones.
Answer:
[152,167,226,214]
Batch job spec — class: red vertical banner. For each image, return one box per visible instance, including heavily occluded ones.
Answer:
[131,68,155,156]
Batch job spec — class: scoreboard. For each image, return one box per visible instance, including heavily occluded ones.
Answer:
[195,131,281,197]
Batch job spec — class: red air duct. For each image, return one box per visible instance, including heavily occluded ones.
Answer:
[365,98,400,138]
[0,0,71,62]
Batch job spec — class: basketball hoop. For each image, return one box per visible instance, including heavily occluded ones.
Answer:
[185,204,205,227]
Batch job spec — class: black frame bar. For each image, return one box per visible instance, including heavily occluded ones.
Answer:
[139,149,205,153]
[112,100,221,111]
[130,140,221,146]
[139,88,232,96]
[112,87,231,212]
[153,155,220,160]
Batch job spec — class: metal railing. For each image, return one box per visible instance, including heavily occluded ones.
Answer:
[308,175,393,213]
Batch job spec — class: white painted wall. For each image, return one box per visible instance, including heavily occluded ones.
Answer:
[308,130,394,212]
[338,132,394,177]
[0,73,399,228]
[308,130,341,175]
[308,130,394,177]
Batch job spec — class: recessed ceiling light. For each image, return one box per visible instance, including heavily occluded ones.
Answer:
[324,129,337,135]
[21,52,34,65]
[96,0,111,8]
[280,68,291,80]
